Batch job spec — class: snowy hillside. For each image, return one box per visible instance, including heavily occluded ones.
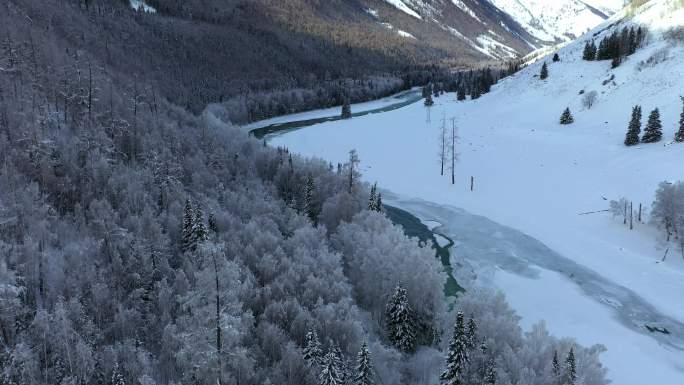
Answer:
[269,1,684,384]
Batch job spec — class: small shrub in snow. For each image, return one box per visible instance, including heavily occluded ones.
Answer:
[636,47,670,71]
[582,91,598,110]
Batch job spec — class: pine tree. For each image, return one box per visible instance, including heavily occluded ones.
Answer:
[457,86,466,101]
[559,108,574,125]
[375,193,383,212]
[675,97,684,142]
[552,350,561,383]
[354,342,374,385]
[385,284,416,353]
[332,343,349,385]
[319,350,343,385]
[564,348,577,385]
[540,62,548,80]
[440,312,469,385]
[624,105,642,146]
[552,53,560,62]
[582,41,596,61]
[341,100,352,119]
[465,317,477,351]
[181,199,195,252]
[642,108,663,143]
[304,175,319,223]
[193,205,208,244]
[368,183,377,211]
[303,329,324,367]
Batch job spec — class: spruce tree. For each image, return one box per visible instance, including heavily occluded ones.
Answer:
[304,329,324,367]
[564,348,577,385]
[375,193,383,212]
[675,97,684,142]
[552,350,561,383]
[368,183,377,211]
[304,175,319,223]
[341,100,352,119]
[354,342,375,385]
[582,41,596,61]
[457,86,466,101]
[559,108,574,125]
[465,317,477,351]
[181,199,195,252]
[624,105,642,146]
[385,284,416,353]
[440,312,469,385]
[332,343,349,385]
[540,62,549,80]
[642,108,663,143]
[319,350,343,385]
[193,205,208,244]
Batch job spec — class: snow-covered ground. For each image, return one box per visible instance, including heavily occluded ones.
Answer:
[266,1,684,383]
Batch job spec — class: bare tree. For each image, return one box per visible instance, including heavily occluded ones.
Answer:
[582,91,598,109]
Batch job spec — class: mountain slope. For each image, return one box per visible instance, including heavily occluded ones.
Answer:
[487,0,625,43]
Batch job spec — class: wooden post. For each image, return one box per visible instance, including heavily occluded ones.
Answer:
[630,201,633,230]
[623,201,627,225]
[470,176,474,191]
[638,203,642,223]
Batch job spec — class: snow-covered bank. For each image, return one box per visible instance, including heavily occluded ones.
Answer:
[268,2,684,383]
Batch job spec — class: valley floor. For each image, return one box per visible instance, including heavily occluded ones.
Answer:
[262,73,684,383]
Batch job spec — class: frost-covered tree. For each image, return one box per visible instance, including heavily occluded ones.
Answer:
[347,150,361,193]
[564,348,577,385]
[181,199,195,252]
[193,205,208,243]
[385,284,416,353]
[675,97,684,142]
[560,108,574,125]
[540,62,549,80]
[641,108,663,143]
[484,357,496,385]
[305,175,319,224]
[354,342,375,385]
[304,329,324,367]
[651,181,682,241]
[319,350,343,385]
[466,317,477,351]
[441,312,469,385]
[112,362,126,385]
[624,105,642,146]
[368,183,378,211]
[552,350,561,384]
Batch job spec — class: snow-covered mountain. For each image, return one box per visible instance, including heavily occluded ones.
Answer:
[487,0,626,42]
[372,0,626,57]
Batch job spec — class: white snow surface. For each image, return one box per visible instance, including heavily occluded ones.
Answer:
[383,0,423,19]
[129,0,156,13]
[269,2,684,383]
[488,0,622,43]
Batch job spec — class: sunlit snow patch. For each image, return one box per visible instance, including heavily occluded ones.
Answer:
[130,0,156,13]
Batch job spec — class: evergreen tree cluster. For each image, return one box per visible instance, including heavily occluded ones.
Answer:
[624,105,665,145]
[583,26,646,67]
[341,100,352,119]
